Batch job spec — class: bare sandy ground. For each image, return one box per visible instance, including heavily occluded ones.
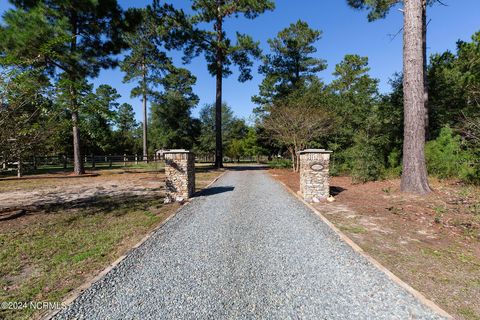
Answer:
[0,171,164,212]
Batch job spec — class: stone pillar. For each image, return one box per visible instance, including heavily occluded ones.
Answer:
[299,149,332,203]
[164,150,195,203]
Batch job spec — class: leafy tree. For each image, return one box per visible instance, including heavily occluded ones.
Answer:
[330,54,380,142]
[182,0,275,168]
[263,83,335,172]
[114,103,138,154]
[0,67,55,177]
[196,103,247,157]
[327,55,402,181]
[82,84,120,154]
[253,20,326,105]
[425,126,475,181]
[241,127,267,161]
[226,139,244,163]
[117,103,137,135]
[0,0,124,175]
[149,68,200,151]
[428,32,480,138]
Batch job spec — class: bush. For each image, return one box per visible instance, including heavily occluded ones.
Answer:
[267,158,292,169]
[347,132,385,183]
[425,126,476,182]
[383,148,402,178]
[329,151,350,176]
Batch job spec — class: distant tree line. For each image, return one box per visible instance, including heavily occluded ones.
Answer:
[255,20,479,184]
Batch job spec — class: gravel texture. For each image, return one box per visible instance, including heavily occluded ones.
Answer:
[55,168,446,320]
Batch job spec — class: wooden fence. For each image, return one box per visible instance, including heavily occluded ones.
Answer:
[0,153,271,177]
[0,154,165,177]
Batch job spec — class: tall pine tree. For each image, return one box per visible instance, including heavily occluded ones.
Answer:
[0,0,124,175]
[182,0,275,168]
[121,7,173,161]
[253,20,326,105]
[346,0,435,193]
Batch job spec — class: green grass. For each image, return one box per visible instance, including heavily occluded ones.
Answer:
[339,225,368,234]
[459,307,480,320]
[267,159,292,169]
[0,196,166,320]
[0,168,222,319]
[0,161,165,178]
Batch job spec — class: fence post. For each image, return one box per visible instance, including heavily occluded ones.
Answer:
[17,157,22,178]
[91,154,95,168]
[123,153,127,167]
[109,154,112,168]
[135,154,138,165]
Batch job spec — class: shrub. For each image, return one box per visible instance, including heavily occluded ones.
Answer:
[425,126,476,181]
[267,158,292,169]
[329,150,350,176]
[347,132,385,184]
[383,148,402,178]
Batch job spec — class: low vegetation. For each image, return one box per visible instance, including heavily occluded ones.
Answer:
[0,167,222,320]
[271,169,480,320]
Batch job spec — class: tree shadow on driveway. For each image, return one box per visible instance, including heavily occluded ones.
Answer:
[224,165,268,171]
[195,186,235,197]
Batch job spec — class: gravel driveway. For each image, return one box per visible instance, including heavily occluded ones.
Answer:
[54,168,446,320]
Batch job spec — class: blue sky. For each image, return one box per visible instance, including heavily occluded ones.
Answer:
[1,0,479,123]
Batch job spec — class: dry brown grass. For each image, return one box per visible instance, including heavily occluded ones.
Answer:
[270,169,480,320]
[0,166,222,320]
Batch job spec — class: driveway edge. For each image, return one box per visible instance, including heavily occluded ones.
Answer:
[42,170,227,320]
[271,174,452,319]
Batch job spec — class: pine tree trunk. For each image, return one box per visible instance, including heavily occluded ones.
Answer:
[72,110,85,175]
[214,12,224,169]
[422,0,429,140]
[142,62,148,163]
[143,93,148,162]
[70,11,84,176]
[401,0,431,194]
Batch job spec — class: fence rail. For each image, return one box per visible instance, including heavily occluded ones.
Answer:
[0,153,272,177]
[0,153,166,177]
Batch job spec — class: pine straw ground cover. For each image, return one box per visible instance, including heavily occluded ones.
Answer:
[0,166,223,320]
[270,169,480,320]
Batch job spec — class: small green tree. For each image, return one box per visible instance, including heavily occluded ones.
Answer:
[83,85,120,154]
[253,20,326,105]
[0,67,55,177]
[149,68,200,151]
[196,103,247,157]
[226,139,245,163]
[425,126,475,181]
[115,103,138,154]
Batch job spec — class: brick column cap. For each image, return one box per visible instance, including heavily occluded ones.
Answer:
[299,149,333,154]
[163,149,193,154]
